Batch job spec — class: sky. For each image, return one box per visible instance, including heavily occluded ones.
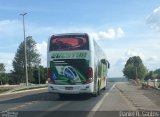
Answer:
[0,0,160,77]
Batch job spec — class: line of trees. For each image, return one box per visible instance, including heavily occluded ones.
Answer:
[0,36,47,85]
[0,63,9,85]
[123,56,160,84]
[144,69,160,80]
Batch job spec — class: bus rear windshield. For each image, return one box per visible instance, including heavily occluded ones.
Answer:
[49,35,89,51]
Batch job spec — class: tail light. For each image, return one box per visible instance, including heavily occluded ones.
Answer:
[47,68,51,78]
[47,68,55,84]
[88,67,93,78]
[85,67,93,84]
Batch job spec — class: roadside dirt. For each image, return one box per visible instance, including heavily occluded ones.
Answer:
[140,88,160,108]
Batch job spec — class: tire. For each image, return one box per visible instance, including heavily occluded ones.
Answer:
[59,94,66,99]
[92,82,100,97]
[103,83,106,90]
[92,92,98,97]
[97,82,100,95]
[103,81,107,90]
[102,86,106,90]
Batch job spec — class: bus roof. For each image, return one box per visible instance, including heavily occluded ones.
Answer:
[51,33,88,37]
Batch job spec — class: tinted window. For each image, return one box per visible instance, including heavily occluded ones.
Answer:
[50,35,89,51]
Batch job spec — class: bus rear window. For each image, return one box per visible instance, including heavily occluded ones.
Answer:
[49,35,89,51]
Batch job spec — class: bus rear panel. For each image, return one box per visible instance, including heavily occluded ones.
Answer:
[47,33,94,94]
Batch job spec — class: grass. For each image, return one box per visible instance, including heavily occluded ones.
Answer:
[0,88,11,94]
[12,86,47,92]
[0,84,47,94]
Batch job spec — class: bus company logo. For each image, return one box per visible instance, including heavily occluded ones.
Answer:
[51,52,87,59]
[63,66,78,80]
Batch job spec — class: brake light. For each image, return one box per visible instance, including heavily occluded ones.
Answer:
[48,68,51,78]
[88,67,93,78]
[48,77,51,82]
[85,67,93,84]
[47,68,55,84]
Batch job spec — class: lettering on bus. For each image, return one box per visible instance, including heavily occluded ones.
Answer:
[51,52,87,59]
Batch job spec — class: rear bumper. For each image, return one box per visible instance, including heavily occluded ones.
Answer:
[48,82,94,94]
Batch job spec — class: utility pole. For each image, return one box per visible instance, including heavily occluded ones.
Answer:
[20,13,28,86]
[135,66,138,79]
[38,64,40,84]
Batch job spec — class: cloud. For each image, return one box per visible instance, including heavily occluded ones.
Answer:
[147,6,160,31]
[114,49,160,75]
[0,19,125,42]
[124,49,145,59]
[146,56,158,63]
[0,53,14,72]
[1,19,159,77]
[36,41,47,67]
[114,49,144,66]
[0,19,126,75]
[103,48,125,77]
[90,27,125,40]
[0,41,47,73]
[0,20,21,33]
[105,49,145,77]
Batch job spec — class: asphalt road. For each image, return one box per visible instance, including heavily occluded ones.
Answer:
[1,82,159,117]
[0,82,115,117]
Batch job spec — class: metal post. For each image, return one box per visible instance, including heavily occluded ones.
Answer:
[135,67,138,79]
[20,13,28,86]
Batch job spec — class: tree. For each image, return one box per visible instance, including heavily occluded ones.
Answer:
[125,56,142,67]
[0,63,8,85]
[123,64,135,80]
[157,74,160,79]
[144,71,154,80]
[0,63,5,73]
[155,69,160,79]
[123,56,147,82]
[154,68,160,75]
[12,36,41,84]
[144,69,160,80]
[33,65,47,84]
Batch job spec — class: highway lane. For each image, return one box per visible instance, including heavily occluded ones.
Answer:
[0,88,48,111]
[1,81,160,117]
[0,82,115,117]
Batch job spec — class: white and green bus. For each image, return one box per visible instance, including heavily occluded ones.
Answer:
[47,33,110,97]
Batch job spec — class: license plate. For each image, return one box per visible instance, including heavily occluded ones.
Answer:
[65,87,73,90]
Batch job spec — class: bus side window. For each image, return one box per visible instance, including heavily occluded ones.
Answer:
[101,59,110,69]
[98,62,101,78]
[107,61,110,69]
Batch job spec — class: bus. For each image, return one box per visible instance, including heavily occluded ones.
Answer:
[47,33,110,97]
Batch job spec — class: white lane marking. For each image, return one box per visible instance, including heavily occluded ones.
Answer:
[8,104,26,111]
[7,101,39,111]
[47,101,71,111]
[34,101,71,117]
[91,83,116,111]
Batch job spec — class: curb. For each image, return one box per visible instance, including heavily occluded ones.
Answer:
[0,87,47,96]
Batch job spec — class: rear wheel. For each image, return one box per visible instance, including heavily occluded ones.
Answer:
[92,91,98,97]
[92,82,100,97]
[103,80,107,90]
[103,83,106,90]
[59,94,66,99]
[97,82,100,95]
[102,86,106,90]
